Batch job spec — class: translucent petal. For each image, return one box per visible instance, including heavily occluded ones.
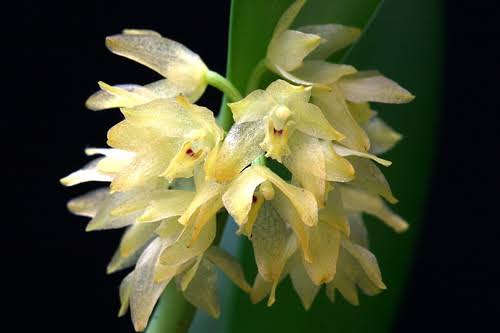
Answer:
[178,181,222,226]
[250,273,273,304]
[252,202,297,305]
[291,60,356,85]
[364,117,403,154]
[118,271,134,317]
[107,121,163,151]
[283,133,327,206]
[122,29,162,37]
[86,82,153,111]
[291,100,344,140]
[347,102,376,125]
[320,188,350,236]
[266,79,311,106]
[311,87,370,152]
[188,196,223,245]
[338,71,415,104]
[347,213,369,248]
[206,246,251,292]
[340,185,408,232]
[268,29,321,72]
[271,0,306,38]
[130,238,168,331]
[60,158,112,186]
[254,166,318,227]
[111,188,175,216]
[137,190,195,223]
[159,215,215,267]
[180,259,220,318]
[321,140,355,182]
[299,24,361,59]
[333,143,391,167]
[347,157,398,203]
[222,167,267,226]
[289,253,320,310]
[105,33,208,100]
[85,148,135,174]
[341,238,386,290]
[327,270,359,305]
[178,256,203,291]
[228,89,276,123]
[302,221,341,285]
[214,121,265,182]
[67,188,108,218]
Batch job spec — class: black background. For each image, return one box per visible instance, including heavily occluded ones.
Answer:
[3,0,499,332]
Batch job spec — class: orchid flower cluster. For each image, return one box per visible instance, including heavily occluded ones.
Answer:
[62,0,414,331]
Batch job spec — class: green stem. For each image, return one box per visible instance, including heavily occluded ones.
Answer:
[246,59,267,94]
[206,70,243,103]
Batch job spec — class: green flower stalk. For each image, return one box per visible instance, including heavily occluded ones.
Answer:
[61,0,414,332]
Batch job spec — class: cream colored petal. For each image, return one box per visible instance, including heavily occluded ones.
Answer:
[299,24,361,59]
[107,121,161,152]
[130,238,168,332]
[254,166,318,227]
[250,273,273,304]
[86,82,154,111]
[338,71,415,104]
[364,117,403,154]
[107,246,142,274]
[321,140,355,183]
[347,213,369,248]
[188,196,224,245]
[228,89,276,123]
[271,0,306,38]
[214,121,265,182]
[327,270,359,305]
[159,215,215,267]
[289,253,320,310]
[347,157,398,203]
[333,143,391,167]
[178,181,222,226]
[290,100,344,140]
[302,221,341,285]
[283,133,327,207]
[123,29,162,37]
[340,185,408,233]
[105,33,208,100]
[111,188,172,216]
[260,116,294,162]
[206,246,251,292]
[291,60,356,85]
[347,102,376,125]
[160,141,207,182]
[266,79,311,106]
[118,271,134,317]
[60,158,112,186]
[311,87,370,152]
[320,188,350,236]
[85,148,135,174]
[137,191,195,223]
[222,167,266,226]
[178,256,203,291]
[180,258,220,318]
[341,238,386,290]
[252,202,297,305]
[67,188,108,218]
[268,29,321,72]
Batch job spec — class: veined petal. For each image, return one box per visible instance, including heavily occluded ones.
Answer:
[289,253,320,310]
[347,157,398,203]
[214,121,265,182]
[302,221,341,285]
[130,238,168,332]
[340,185,408,233]
[290,100,344,140]
[105,33,208,101]
[333,143,391,167]
[228,89,276,123]
[222,167,267,226]
[312,87,370,152]
[266,79,311,106]
[206,246,251,292]
[291,60,356,85]
[268,30,322,72]
[298,24,361,59]
[179,258,220,318]
[338,71,415,104]
[364,117,403,154]
[341,238,386,290]
[254,165,318,226]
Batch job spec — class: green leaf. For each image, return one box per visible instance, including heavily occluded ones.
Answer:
[215,0,442,332]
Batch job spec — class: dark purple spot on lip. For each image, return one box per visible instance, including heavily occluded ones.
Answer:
[273,128,283,135]
[186,148,195,157]
[252,195,257,203]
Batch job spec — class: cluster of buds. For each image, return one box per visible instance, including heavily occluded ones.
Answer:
[62,0,414,331]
